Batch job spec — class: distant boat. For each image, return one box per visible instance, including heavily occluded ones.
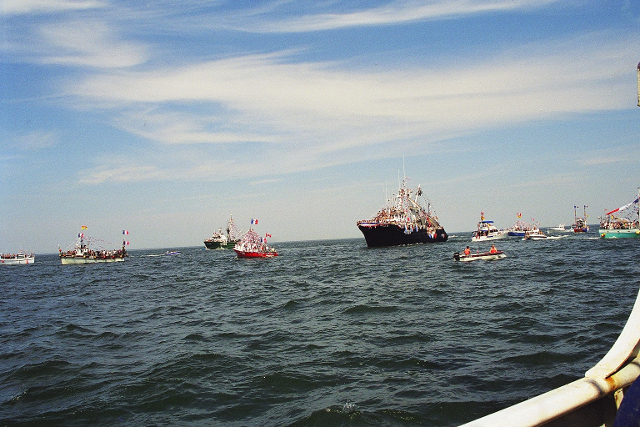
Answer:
[0,250,35,265]
[165,250,181,256]
[356,176,447,247]
[471,214,508,241]
[523,228,547,240]
[234,227,278,258]
[572,205,589,233]
[548,223,570,232]
[453,249,506,262]
[204,215,243,249]
[599,188,640,239]
[508,219,534,237]
[59,228,128,264]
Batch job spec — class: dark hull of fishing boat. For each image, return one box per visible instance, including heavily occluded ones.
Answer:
[203,240,237,250]
[357,224,448,247]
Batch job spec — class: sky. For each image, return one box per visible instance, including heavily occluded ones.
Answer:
[1,0,640,253]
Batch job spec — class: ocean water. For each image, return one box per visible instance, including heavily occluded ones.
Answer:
[1,233,639,426]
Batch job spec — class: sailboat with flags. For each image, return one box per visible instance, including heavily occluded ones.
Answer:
[599,189,640,238]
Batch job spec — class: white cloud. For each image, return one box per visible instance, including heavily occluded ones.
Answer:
[13,130,59,150]
[239,0,561,33]
[68,33,634,154]
[0,0,103,16]
[37,20,148,68]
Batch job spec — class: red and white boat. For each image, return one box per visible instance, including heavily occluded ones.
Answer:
[233,226,278,258]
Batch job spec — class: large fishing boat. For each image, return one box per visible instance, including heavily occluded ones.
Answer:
[572,205,589,233]
[204,215,243,249]
[0,251,35,265]
[357,177,447,247]
[471,214,508,241]
[234,227,278,258]
[59,228,128,264]
[599,188,640,239]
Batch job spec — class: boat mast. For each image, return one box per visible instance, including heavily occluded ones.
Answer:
[637,62,640,107]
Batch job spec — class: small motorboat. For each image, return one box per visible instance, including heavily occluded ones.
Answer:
[548,223,570,232]
[165,250,181,256]
[453,250,506,262]
[523,229,548,240]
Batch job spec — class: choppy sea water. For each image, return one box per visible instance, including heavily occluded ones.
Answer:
[1,233,639,426]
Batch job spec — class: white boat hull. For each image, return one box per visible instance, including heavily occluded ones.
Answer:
[454,251,506,262]
[60,256,125,265]
[471,231,508,242]
[0,256,35,265]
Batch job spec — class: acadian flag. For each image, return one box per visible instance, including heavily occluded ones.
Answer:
[606,197,640,216]
[123,240,130,246]
[81,225,88,230]
[123,230,129,235]
[251,218,258,225]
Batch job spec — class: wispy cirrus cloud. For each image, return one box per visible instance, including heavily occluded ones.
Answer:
[0,0,104,16]
[37,19,148,68]
[234,0,561,33]
[67,30,636,184]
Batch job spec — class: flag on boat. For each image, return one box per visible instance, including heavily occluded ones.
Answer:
[251,218,258,225]
[81,225,88,230]
[265,233,272,238]
[606,197,640,216]
[123,230,129,235]
[123,240,130,246]
[517,212,522,218]
[78,233,84,238]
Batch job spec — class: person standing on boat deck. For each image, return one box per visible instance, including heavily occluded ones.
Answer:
[464,246,470,256]
[490,244,497,254]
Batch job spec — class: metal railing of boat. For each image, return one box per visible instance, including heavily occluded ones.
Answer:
[460,286,640,427]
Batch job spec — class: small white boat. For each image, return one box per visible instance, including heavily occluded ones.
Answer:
[523,229,547,240]
[0,251,35,265]
[548,223,570,232]
[453,250,506,262]
[471,216,508,242]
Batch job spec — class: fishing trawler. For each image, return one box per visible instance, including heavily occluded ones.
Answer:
[204,215,243,249]
[0,251,35,265]
[234,227,278,258]
[357,176,447,247]
[599,188,640,239]
[572,205,589,233]
[59,228,128,264]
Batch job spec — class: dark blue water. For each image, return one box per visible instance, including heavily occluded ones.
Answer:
[2,233,639,426]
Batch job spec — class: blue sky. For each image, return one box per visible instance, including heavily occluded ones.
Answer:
[1,0,639,253]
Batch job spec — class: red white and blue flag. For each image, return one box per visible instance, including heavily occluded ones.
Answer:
[251,218,258,225]
[123,230,129,235]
